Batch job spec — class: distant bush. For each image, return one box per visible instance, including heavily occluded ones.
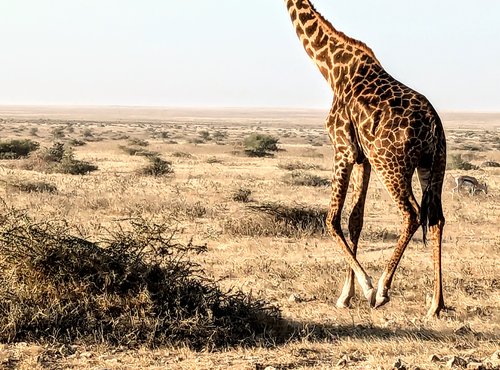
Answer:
[278,161,320,171]
[205,156,222,164]
[243,133,279,157]
[128,138,149,147]
[0,210,283,349]
[481,161,500,168]
[232,188,252,203]
[23,142,98,175]
[172,151,193,158]
[138,156,174,177]
[82,128,93,138]
[6,180,57,194]
[223,202,327,237]
[447,154,479,171]
[119,145,157,157]
[199,130,211,141]
[51,126,65,139]
[68,138,87,147]
[283,171,330,187]
[0,139,39,159]
[58,156,98,175]
[212,130,227,143]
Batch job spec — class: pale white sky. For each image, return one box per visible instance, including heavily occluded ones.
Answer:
[0,1,499,111]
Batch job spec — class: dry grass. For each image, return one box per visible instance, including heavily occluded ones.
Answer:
[0,108,498,369]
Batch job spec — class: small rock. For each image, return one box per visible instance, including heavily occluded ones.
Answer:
[264,367,277,370]
[429,354,442,363]
[336,355,349,367]
[288,294,302,303]
[393,358,407,370]
[447,356,467,368]
[491,350,500,362]
[466,362,485,370]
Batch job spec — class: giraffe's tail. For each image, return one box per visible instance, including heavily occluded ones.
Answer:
[418,118,446,245]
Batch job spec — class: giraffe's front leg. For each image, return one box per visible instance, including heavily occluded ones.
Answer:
[326,159,375,307]
[336,161,371,308]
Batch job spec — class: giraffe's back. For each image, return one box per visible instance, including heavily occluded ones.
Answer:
[346,67,445,171]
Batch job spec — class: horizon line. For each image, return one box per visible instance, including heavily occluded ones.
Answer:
[0,104,499,115]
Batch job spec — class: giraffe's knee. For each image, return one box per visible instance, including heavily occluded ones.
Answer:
[326,209,342,236]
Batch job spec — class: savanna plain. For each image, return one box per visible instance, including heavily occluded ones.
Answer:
[0,107,498,369]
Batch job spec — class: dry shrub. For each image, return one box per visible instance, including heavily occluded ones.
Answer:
[206,156,223,164]
[224,202,327,237]
[128,138,149,147]
[0,139,39,159]
[6,180,57,194]
[232,188,252,203]
[22,143,98,175]
[119,145,157,157]
[283,171,330,187]
[0,210,283,349]
[446,154,479,171]
[278,161,321,171]
[138,156,174,177]
[172,151,193,158]
[482,161,500,168]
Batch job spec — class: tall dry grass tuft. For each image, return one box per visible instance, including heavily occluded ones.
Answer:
[224,202,327,237]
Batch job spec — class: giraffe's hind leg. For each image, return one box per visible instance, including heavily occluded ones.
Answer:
[336,160,371,308]
[418,161,446,317]
[371,168,421,309]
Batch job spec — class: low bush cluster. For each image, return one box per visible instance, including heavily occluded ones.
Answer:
[0,139,39,159]
[283,171,330,187]
[22,142,98,175]
[0,210,283,349]
[447,154,479,171]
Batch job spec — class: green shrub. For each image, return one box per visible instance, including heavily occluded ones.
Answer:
[243,133,279,157]
[0,139,39,159]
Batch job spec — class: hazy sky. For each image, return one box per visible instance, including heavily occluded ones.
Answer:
[1,1,499,111]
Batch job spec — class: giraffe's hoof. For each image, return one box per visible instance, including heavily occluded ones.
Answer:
[426,305,445,318]
[374,293,390,309]
[336,296,353,309]
[365,288,377,307]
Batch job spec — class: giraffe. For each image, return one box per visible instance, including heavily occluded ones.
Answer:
[284,0,447,317]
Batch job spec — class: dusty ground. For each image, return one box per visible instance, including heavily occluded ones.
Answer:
[0,107,498,369]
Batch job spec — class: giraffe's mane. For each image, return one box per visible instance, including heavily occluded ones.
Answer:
[308,1,381,65]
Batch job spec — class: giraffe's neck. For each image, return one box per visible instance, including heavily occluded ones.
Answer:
[285,0,381,94]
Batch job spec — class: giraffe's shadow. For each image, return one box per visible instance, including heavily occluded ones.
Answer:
[260,315,498,348]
